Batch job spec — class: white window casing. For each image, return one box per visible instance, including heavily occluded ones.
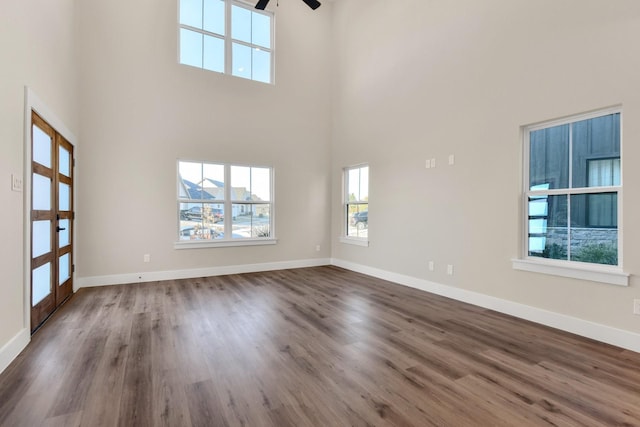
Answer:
[513,106,628,286]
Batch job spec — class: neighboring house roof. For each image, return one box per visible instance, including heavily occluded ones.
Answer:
[180,176,263,202]
[180,177,217,200]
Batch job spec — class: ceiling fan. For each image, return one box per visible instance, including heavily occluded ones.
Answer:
[255,0,321,10]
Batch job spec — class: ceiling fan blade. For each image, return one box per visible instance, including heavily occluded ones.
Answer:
[301,0,321,10]
[255,0,270,10]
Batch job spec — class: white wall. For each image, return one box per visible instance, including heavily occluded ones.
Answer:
[0,0,78,353]
[331,0,640,334]
[75,0,333,279]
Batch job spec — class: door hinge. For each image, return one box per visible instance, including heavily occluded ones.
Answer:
[72,264,75,273]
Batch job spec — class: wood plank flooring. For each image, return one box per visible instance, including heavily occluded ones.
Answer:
[0,266,639,426]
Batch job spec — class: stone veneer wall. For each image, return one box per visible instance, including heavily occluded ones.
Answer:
[544,227,617,254]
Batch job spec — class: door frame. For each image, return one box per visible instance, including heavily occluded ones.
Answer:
[23,87,78,332]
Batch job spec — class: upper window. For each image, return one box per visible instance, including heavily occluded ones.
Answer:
[525,109,621,266]
[179,0,273,84]
[177,161,274,246]
[344,165,369,240]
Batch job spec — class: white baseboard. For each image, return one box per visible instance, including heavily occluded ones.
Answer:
[75,258,332,290]
[0,328,30,375]
[331,258,640,354]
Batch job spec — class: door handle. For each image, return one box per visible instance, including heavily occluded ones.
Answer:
[56,226,66,232]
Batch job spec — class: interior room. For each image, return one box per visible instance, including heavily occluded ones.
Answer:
[1,0,639,425]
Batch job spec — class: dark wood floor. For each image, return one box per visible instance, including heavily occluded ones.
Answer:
[0,266,639,426]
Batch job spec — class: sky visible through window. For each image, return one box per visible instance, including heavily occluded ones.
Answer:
[179,0,272,83]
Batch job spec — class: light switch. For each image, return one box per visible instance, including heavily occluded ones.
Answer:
[11,174,22,192]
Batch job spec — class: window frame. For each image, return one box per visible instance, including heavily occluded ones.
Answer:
[512,106,628,286]
[340,164,369,247]
[175,160,276,249]
[178,0,275,84]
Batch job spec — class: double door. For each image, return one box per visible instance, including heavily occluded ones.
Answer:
[30,111,74,332]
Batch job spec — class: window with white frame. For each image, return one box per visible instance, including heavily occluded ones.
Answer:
[178,161,273,244]
[344,165,369,239]
[524,109,621,266]
[179,0,273,84]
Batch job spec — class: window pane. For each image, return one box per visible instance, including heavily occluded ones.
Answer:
[33,125,52,168]
[528,195,567,260]
[203,0,224,35]
[347,168,360,200]
[179,202,223,240]
[202,203,224,225]
[231,5,252,44]
[59,253,71,285]
[33,221,51,258]
[347,204,368,238]
[59,219,70,248]
[32,262,51,306]
[59,145,71,177]
[570,192,618,229]
[33,173,51,211]
[347,166,368,202]
[231,204,269,238]
[252,48,271,84]
[180,28,203,68]
[230,166,270,202]
[202,163,225,200]
[203,35,224,73]
[529,124,569,190]
[360,166,369,200]
[251,167,270,201]
[569,193,617,265]
[232,43,252,79]
[251,12,271,48]
[231,166,251,200]
[572,113,620,188]
[180,0,203,28]
[231,204,248,237]
[59,183,70,211]
[179,161,203,199]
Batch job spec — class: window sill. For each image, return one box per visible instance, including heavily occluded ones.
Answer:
[511,258,629,286]
[174,238,277,249]
[339,236,369,247]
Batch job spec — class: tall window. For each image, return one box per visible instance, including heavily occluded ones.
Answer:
[525,109,621,266]
[179,0,273,84]
[178,161,273,243]
[344,165,369,239]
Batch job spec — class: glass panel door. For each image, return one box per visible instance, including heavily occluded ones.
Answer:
[30,111,74,332]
